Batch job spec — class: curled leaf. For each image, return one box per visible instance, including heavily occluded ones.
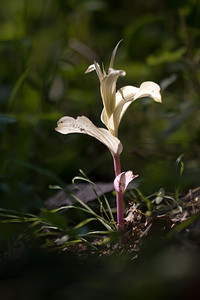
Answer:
[114,171,139,194]
[55,116,123,156]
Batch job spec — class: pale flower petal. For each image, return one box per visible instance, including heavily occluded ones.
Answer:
[86,42,162,138]
[108,82,161,136]
[109,39,123,69]
[103,86,138,136]
[114,171,139,194]
[85,62,104,81]
[116,85,139,105]
[134,81,162,103]
[100,107,108,128]
[55,116,123,156]
[85,64,96,73]
[100,68,126,120]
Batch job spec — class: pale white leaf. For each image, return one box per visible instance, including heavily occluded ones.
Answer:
[55,116,123,156]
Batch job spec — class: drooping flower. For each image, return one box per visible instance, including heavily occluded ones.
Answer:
[55,116,123,156]
[85,41,162,137]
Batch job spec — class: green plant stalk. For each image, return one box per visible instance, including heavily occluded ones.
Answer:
[113,154,124,231]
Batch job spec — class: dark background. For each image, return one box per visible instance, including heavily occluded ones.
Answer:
[1,0,200,212]
[1,1,200,299]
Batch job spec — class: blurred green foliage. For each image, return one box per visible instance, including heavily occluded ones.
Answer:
[0,0,200,212]
[1,1,200,298]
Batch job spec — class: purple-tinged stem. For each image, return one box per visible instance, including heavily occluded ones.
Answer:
[113,154,121,176]
[113,154,124,231]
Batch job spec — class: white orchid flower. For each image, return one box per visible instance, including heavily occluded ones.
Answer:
[85,41,162,137]
[55,42,163,233]
[55,116,123,156]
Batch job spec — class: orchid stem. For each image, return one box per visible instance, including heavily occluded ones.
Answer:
[113,154,125,232]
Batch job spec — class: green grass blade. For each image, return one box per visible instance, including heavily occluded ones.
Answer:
[8,69,30,109]
[74,218,97,229]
